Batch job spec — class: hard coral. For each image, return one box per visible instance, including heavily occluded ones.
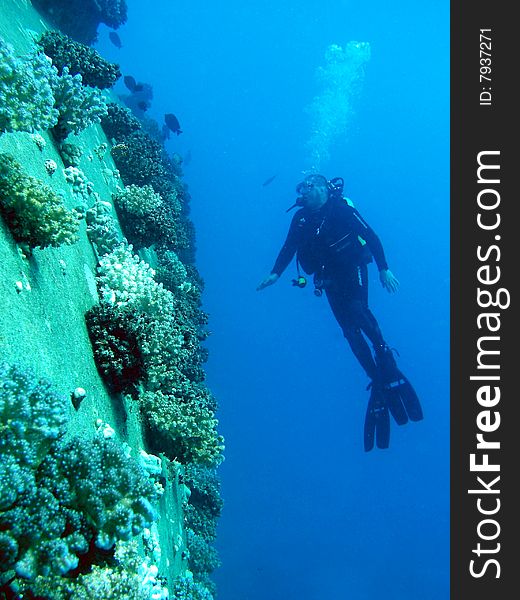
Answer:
[31,0,128,45]
[140,387,224,467]
[112,184,175,250]
[18,541,145,599]
[85,302,146,393]
[0,362,160,587]
[0,153,79,250]
[110,130,169,187]
[85,198,121,257]
[51,66,108,142]
[0,362,67,488]
[101,102,141,142]
[0,37,59,134]
[38,31,121,89]
[171,572,214,600]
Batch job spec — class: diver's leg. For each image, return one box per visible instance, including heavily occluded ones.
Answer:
[352,264,387,351]
[326,285,378,379]
[356,266,423,422]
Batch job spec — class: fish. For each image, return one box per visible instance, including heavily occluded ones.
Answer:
[164,113,182,136]
[137,101,149,112]
[109,31,122,49]
[262,174,278,187]
[124,75,137,92]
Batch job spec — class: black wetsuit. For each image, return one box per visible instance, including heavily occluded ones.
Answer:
[271,195,389,379]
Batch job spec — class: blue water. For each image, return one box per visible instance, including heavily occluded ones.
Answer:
[97,1,449,598]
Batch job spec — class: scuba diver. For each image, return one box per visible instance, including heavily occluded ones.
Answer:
[256,174,423,451]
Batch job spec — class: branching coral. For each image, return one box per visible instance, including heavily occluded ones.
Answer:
[185,529,220,593]
[85,302,146,393]
[0,37,59,134]
[112,184,178,250]
[18,541,145,599]
[114,184,163,219]
[40,436,159,551]
[101,102,141,142]
[85,198,121,257]
[140,387,224,467]
[110,131,175,188]
[96,244,172,315]
[183,465,223,542]
[0,153,79,250]
[63,166,94,212]
[86,244,222,465]
[0,363,67,505]
[51,67,108,141]
[0,362,160,587]
[1,35,108,141]
[171,572,214,600]
[154,248,189,292]
[37,31,121,89]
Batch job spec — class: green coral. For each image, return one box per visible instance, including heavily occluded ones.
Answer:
[140,387,224,467]
[0,153,79,251]
[51,66,108,142]
[59,141,84,167]
[0,362,160,588]
[18,541,144,599]
[0,363,67,507]
[0,37,59,134]
[171,572,214,600]
[86,245,223,466]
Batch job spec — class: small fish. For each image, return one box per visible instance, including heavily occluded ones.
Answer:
[137,101,149,112]
[164,113,182,136]
[262,174,278,187]
[109,31,122,49]
[124,75,137,92]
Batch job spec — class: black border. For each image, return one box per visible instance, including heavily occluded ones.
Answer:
[451,3,516,597]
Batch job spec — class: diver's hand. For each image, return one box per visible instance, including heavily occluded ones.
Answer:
[380,269,400,293]
[256,273,279,291]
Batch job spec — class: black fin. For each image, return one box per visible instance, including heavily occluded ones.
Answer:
[393,374,423,421]
[385,386,409,425]
[364,384,390,451]
[376,347,424,423]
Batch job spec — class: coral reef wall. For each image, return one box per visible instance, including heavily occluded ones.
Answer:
[0,2,223,599]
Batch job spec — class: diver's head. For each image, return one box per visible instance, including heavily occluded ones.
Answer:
[295,174,329,210]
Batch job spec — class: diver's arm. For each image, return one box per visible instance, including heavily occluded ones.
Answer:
[347,207,388,271]
[256,273,279,291]
[271,214,301,276]
[379,269,400,293]
[257,214,301,291]
[347,207,400,293]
